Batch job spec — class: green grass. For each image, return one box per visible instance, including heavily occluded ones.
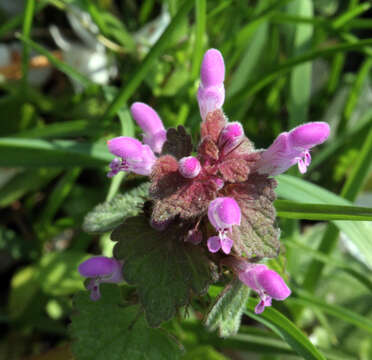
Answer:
[1,1,372,359]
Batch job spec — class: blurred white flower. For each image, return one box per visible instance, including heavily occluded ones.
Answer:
[50,6,117,92]
[134,6,170,55]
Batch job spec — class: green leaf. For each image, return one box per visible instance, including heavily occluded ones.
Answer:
[204,279,250,337]
[0,138,111,167]
[288,0,313,127]
[292,291,372,335]
[103,0,194,120]
[230,38,372,104]
[70,284,183,360]
[8,266,39,320]
[275,200,372,221]
[38,250,89,296]
[21,0,35,85]
[245,299,326,360]
[181,346,228,360]
[277,175,372,268]
[228,18,268,97]
[83,183,150,234]
[0,168,60,208]
[112,215,216,327]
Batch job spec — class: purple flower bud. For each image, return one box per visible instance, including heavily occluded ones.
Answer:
[200,49,225,88]
[211,177,225,190]
[197,49,225,120]
[179,156,201,179]
[186,229,203,245]
[208,197,241,232]
[207,235,233,254]
[218,122,244,155]
[238,263,291,314]
[130,102,166,154]
[78,256,123,301]
[256,122,330,176]
[150,218,171,231]
[107,136,156,176]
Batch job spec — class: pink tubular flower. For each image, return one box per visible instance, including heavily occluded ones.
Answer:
[130,102,166,154]
[197,49,225,120]
[78,256,123,301]
[256,122,330,176]
[207,197,241,254]
[238,263,291,314]
[179,156,201,179]
[107,136,156,177]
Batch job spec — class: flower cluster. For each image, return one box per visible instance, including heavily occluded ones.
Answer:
[79,49,330,313]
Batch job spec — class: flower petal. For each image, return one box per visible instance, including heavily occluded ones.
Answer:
[207,236,221,253]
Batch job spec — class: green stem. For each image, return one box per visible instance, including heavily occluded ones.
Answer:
[21,0,35,88]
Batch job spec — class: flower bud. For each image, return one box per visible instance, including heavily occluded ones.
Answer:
[78,256,123,301]
[107,136,156,176]
[197,49,225,120]
[186,229,203,245]
[256,122,330,176]
[200,48,225,88]
[238,263,291,314]
[208,197,241,232]
[179,156,201,179]
[218,122,244,155]
[130,102,166,153]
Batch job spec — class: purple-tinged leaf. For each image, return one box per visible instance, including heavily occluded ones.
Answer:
[201,109,227,143]
[150,155,219,222]
[161,125,193,160]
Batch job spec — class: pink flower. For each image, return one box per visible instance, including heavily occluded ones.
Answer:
[218,122,244,155]
[197,49,225,120]
[207,197,241,254]
[78,256,123,301]
[256,122,330,176]
[179,156,201,179]
[107,136,156,177]
[130,102,166,154]
[238,263,291,314]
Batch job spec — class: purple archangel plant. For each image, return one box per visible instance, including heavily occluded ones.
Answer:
[79,49,330,326]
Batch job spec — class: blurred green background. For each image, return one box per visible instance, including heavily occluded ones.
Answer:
[1,0,372,359]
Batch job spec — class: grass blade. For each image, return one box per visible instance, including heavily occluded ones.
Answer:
[229,38,372,106]
[288,0,313,127]
[276,174,372,269]
[245,300,326,360]
[275,200,372,221]
[102,0,194,121]
[0,138,111,167]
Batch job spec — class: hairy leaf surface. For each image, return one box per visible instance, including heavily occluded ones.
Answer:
[150,155,218,222]
[161,126,193,160]
[70,284,183,360]
[112,216,216,327]
[205,278,250,337]
[200,110,227,143]
[226,174,280,259]
[83,183,150,233]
